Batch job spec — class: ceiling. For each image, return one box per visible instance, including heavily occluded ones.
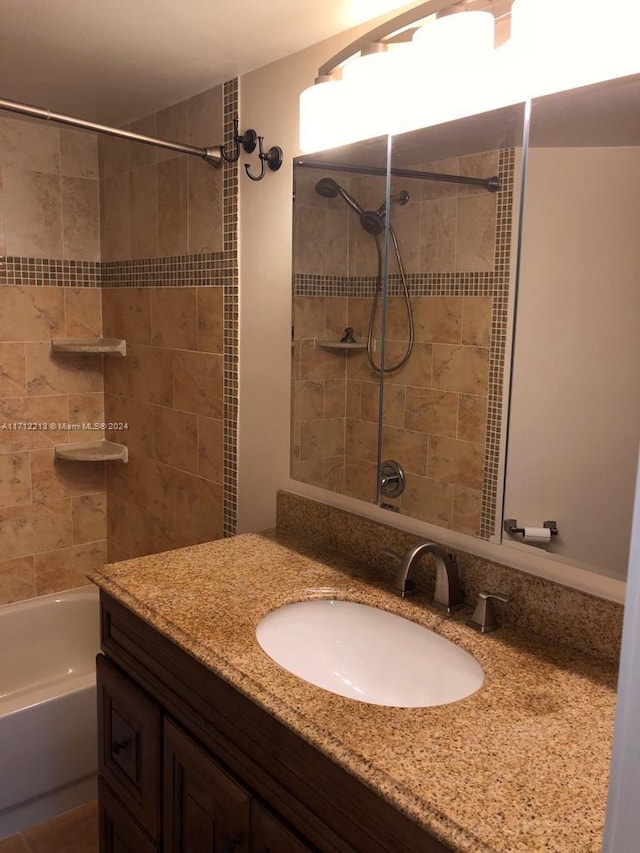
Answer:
[0,0,417,125]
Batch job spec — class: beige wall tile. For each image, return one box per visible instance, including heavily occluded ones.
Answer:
[323,456,345,492]
[382,425,429,475]
[35,541,107,595]
[0,117,59,174]
[293,206,326,275]
[386,341,433,388]
[26,342,103,396]
[107,493,154,560]
[461,296,492,347]
[413,296,463,344]
[150,287,197,349]
[325,297,348,339]
[456,193,496,272]
[129,344,174,406]
[9,498,73,557]
[0,285,65,342]
[0,555,35,605]
[361,380,404,427]
[389,201,420,274]
[157,102,188,163]
[452,486,482,535]
[68,391,105,431]
[404,387,458,437]
[176,472,222,543]
[174,350,223,419]
[61,176,100,260]
[130,165,158,258]
[300,340,346,381]
[60,129,99,179]
[347,297,371,338]
[99,135,130,179]
[0,452,31,507]
[386,296,414,342]
[458,151,499,196]
[157,157,188,256]
[345,418,377,463]
[293,296,325,340]
[428,436,484,490]
[0,343,26,397]
[458,394,488,444]
[198,416,223,483]
[346,380,363,420]
[300,418,345,461]
[0,396,69,452]
[100,172,130,260]
[419,197,456,272]
[291,456,324,488]
[151,404,198,473]
[103,355,131,398]
[128,456,176,523]
[348,225,378,278]
[324,380,346,419]
[175,471,223,543]
[343,457,377,502]
[72,493,107,544]
[419,158,460,201]
[402,474,454,527]
[293,380,324,421]
[104,395,153,457]
[102,287,151,344]
[432,344,489,395]
[0,167,6,255]
[65,288,102,338]
[197,287,224,353]
[128,114,157,170]
[325,208,349,277]
[346,348,378,382]
[186,86,223,148]
[188,157,223,254]
[3,167,62,258]
[30,449,105,501]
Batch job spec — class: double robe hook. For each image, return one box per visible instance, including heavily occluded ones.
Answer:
[220,117,282,181]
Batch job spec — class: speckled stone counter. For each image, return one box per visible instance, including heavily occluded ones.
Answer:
[90,531,617,853]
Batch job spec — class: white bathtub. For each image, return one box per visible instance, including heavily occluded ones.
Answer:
[0,584,100,838]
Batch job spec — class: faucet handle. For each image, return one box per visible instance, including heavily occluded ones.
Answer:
[467,591,512,633]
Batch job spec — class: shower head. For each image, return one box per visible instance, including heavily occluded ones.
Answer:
[359,211,385,235]
[314,177,365,217]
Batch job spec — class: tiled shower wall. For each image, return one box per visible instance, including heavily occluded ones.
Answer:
[0,118,107,603]
[0,81,237,601]
[100,84,229,562]
[292,149,510,538]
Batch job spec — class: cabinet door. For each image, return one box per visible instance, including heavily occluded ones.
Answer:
[251,802,315,853]
[97,655,161,842]
[99,779,157,853]
[164,718,250,853]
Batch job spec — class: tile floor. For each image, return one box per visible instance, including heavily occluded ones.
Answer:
[0,802,98,853]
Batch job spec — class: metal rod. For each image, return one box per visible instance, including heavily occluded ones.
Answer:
[295,158,500,192]
[0,96,223,166]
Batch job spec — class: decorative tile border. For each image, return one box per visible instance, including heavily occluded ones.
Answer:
[101,253,233,287]
[222,78,240,538]
[293,149,516,542]
[0,256,100,287]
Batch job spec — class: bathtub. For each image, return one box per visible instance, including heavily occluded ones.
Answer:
[0,584,100,838]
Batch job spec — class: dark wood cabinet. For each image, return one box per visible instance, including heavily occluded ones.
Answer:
[164,719,250,853]
[97,591,450,853]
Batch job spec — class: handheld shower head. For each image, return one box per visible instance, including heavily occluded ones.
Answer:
[314,177,365,217]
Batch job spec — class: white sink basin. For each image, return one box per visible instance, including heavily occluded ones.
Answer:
[256,599,484,708]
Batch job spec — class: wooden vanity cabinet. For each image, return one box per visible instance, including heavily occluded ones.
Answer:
[97,592,451,853]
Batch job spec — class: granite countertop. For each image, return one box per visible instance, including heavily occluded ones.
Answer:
[90,530,618,853]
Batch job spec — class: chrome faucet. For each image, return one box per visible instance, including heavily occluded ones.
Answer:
[388,541,464,613]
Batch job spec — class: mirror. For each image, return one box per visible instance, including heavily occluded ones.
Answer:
[291,105,525,541]
[503,74,640,581]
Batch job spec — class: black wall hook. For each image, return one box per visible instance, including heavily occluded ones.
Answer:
[221,117,258,163]
[244,136,283,182]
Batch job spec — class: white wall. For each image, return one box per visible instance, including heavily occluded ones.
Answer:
[503,147,640,580]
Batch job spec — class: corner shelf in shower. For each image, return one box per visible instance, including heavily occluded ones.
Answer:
[50,337,127,356]
[316,338,367,351]
[54,440,128,463]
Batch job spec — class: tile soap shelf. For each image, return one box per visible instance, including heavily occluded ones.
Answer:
[51,337,126,356]
[316,338,367,351]
[54,440,128,463]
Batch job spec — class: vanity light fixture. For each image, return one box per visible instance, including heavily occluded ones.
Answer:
[299,0,640,152]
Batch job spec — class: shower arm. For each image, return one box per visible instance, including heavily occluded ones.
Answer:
[0,96,226,166]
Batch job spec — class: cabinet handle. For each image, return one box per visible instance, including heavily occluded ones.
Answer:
[224,836,241,853]
[111,738,131,755]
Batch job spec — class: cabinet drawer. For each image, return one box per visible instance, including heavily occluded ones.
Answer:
[97,655,161,842]
[99,779,157,853]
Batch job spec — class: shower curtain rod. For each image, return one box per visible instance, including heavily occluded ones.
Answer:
[0,96,224,166]
[295,158,500,192]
